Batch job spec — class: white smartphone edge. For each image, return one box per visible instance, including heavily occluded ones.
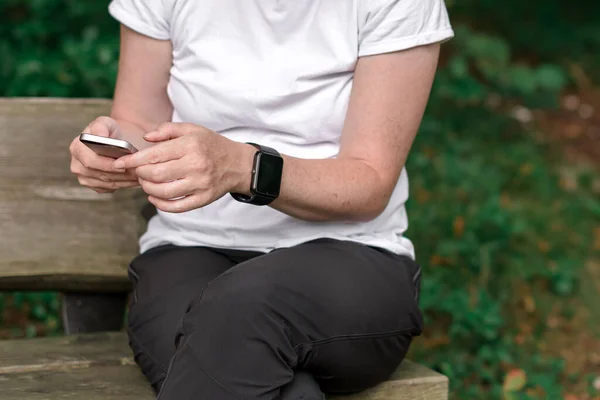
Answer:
[79,133,138,153]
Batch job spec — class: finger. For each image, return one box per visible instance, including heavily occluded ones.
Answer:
[148,193,205,213]
[76,147,118,172]
[143,122,199,143]
[71,158,137,181]
[139,178,193,200]
[89,116,119,138]
[135,160,187,183]
[93,188,115,194]
[71,137,124,172]
[92,170,138,182]
[79,177,140,191]
[113,139,186,170]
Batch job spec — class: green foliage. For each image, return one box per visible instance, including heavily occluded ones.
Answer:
[0,0,119,97]
[442,26,570,108]
[406,23,598,399]
[0,292,62,338]
[449,0,600,81]
[1,1,598,399]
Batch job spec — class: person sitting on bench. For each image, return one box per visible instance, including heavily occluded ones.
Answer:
[68,0,454,398]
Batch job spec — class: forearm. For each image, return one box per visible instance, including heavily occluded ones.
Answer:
[276,156,392,222]
[233,144,394,222]
[108,25,174,151]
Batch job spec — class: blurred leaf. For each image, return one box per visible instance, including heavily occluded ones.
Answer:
[535,64,568,92]
[449,56,469,78]
[32,304,47,320]
[45,316,60,332]
[506,65,538,95]
[503,369,527,392]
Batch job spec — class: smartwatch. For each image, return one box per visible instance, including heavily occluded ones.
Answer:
[230,143,284,206]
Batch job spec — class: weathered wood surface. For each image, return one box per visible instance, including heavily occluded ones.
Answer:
[329,361,448,400]
[0,98,144,291]
[0,366,154,400]
[0,332,131,374]
[0,332,448,399]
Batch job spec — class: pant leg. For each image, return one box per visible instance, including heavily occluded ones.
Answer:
[157,238,423,400]
[127,244,259,393]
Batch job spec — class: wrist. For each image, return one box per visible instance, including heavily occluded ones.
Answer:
[229,141,256,196]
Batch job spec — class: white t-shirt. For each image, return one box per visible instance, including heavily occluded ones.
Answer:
[108,0,454,257]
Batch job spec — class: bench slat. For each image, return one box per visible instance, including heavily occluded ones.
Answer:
[1,365,154,400]
[334,361,449,400]
[0,332,447,399]
[0,332,130,374]
[0,98,141,291]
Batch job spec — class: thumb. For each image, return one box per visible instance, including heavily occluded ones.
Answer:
[143,123,191,143]
[88,116,119,138]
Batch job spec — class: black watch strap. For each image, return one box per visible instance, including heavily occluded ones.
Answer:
[247,143,278,156]
[230,143,281,206]
[231,193,275,206]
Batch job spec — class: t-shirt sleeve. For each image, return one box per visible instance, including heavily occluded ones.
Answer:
[108,0,171,40]
[358,0,454,57]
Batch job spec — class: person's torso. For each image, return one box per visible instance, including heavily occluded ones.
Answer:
[141,0,414,257]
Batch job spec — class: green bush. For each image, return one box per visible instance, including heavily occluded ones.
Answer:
[1,1,598,399]
[0,0,119,97]
[405,22,598,399]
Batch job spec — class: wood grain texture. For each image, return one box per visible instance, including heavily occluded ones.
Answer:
[0,332,132,374]
[0,366,154,400]
[0,98,144,291]
[0,332,447,399]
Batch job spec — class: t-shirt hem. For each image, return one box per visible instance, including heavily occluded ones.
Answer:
[358,28,455,57]
[139,234,415,259]
[108,2,170,41]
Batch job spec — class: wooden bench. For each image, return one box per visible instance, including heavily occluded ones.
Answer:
[0,97,449,400]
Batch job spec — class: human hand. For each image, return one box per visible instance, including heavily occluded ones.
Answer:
[69,117,140,193]
[113,123,253,213]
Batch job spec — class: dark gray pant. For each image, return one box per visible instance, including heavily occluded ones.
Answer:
[127,238,423,399]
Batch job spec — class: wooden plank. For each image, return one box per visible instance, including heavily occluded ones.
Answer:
[0,332,447,399]
[0,98,144,291]
[0,365,447,400]
[0,98,113,181]
[0,332,132,374]
[0,364,447,400]
[0,333,151,400]
[329,360,449,400]
[0,365,154,400]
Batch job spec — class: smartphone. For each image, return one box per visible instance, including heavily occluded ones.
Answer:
[79,133,138,159]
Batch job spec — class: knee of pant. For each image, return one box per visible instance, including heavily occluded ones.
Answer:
[182,271,281,335]
[314,333,413,394]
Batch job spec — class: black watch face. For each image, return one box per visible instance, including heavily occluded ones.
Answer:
[253,152,283,198]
